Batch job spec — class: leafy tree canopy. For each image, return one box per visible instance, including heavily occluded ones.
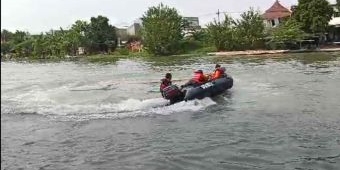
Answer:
[142,3,183,55]
[87,15,117,53]
[294,0,334,33]
[271,19,308,42]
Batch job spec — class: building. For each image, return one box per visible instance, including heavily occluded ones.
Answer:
[127,19,142,36]
[331,4,340,17]
[262,0,292,28]
[77,47,85,55]
[327,4,340,43]
[127,23,141,36]
[329,3,340,27]
[116,26,129,47]
[183,17,201,37]
[183,17,200,30]
[117,27,128,40]
[328,17,340,43]
[329,17,340,27]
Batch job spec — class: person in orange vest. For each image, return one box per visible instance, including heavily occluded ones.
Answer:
[209,64,226,81]
[181,70,208,88]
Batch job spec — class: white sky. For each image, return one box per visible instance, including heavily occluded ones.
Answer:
[1,0,336,33]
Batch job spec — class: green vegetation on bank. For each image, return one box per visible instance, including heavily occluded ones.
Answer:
[1,0,337,60]
[1,15,117,59]
[206,8,265,51]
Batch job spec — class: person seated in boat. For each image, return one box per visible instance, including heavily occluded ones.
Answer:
[160,73,172,97]
[208,64,227,81]
[160,73,184,105]
[181,70,208,88]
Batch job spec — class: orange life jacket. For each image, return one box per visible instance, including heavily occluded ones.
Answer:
[192,72,206,83]
[211,68,223,80]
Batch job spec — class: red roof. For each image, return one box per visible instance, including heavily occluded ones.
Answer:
[262,0,291,20]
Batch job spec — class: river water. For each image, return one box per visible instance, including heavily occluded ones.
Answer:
[1,53,340,170]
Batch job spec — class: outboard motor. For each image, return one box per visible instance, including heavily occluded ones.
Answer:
[162,85,182,100]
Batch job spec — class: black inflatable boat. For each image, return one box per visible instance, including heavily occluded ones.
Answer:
[162,76,233,105]
[182,76,233,101]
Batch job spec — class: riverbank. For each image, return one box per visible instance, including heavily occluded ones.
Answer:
[0,52,207,63]
[2,48,340,63]
[208,47,340,56]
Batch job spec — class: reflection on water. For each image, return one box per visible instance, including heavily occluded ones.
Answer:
[1,52,340,170]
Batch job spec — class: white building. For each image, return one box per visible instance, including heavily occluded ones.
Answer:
[127,19,142,36]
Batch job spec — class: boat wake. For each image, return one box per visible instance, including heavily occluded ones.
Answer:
[69,82,118,91]
[1,97,216,121]
[1,78,218,121]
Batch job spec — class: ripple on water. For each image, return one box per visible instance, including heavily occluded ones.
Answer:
[1,54,340,170]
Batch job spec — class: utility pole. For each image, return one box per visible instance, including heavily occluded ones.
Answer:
[216,9,221,24]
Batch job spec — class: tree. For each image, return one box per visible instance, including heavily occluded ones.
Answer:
[32,34,45,58]
[207,15,235,51]
[42,29,68,57]
[12,30,29,44]
[271,19,307,42]
[1,42,12,55]
[87,16,117,53]
[234,8,265,49]
[207,8,265,51]
[142,3,183,55]
[68,20,89,55]
[13,39,34,57]
[294,0,334,33]
[265,19,309,50]
[1,30,14,55]
[190,29,208,42]
[1,29,13,42]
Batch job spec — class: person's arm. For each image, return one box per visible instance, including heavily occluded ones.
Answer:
[182,79,193,87]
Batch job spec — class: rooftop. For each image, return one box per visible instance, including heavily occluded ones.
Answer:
[262,0,291,20]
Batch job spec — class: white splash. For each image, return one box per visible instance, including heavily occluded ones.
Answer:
[3,94,216,121]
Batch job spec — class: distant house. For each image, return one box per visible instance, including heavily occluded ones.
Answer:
[127,19,142,36]
[183,17,201,37]
[331,4,340,17]
[329,3,340,27]
[116,26,128,47]
[117,27,128,40]
[262,0,292,28]
[328,4,340,43]
[329,17,340,27]
[183,17,200,29]
[77,47,85,55]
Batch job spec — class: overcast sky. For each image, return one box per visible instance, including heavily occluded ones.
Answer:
[1,0,336,33]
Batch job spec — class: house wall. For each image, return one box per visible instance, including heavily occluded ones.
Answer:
[183,17,201,31]
[264,18,280,28]
[117,28,128,40]
[127,23,141,36]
